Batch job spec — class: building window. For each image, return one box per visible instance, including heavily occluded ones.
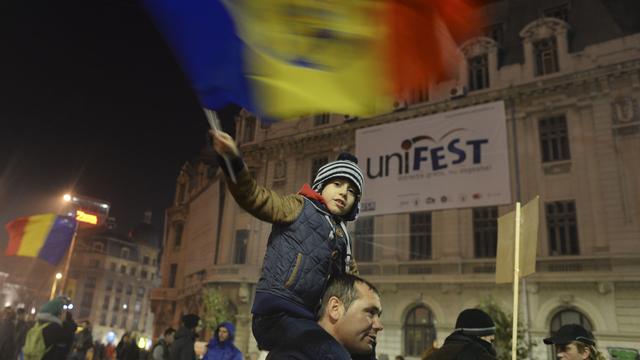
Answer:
[468,54,489,91]
[120,265,127,274]
[130,267,136,276]
[137,287,145,298]
[105,280,113,292]
[121,315,127,329]
[242,116,257,143]
[355,217,374,262]
[120,247,130,259]
[410,212,432,260]
[111,314,117,326]
[141,270,148,280]
[143,256,149,265]
[177,182,186,204]
[92,242,104,252]
[408,88,429,105]
[152,258,156,266]
[126,285,133,295]
[539,115,571,162]
[116,282,123,293]
[404,305,437,356]
[546,201,579,255]
[550,309,592,334]
[310,156,329,181]
[113,297,120,311]
[534,37,559,76]
[100,312,107,326]
[174,222,184,248]
[89,259,101,268]
[234,230,249,265]
[102,295,110,310]
[313,113,330,126]
[273,160,287,183]
[473,207,498,258]
[544,4,569,22]
[169,264,178,288]
[110,262,116,271]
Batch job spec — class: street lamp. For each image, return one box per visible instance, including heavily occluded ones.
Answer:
[50,273,63,300]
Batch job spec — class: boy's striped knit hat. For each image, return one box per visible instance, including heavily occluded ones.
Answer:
[312,153,364,196]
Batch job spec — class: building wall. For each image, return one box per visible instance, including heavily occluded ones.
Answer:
[153,4,640,359]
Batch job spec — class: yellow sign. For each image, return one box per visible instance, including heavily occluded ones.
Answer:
[76,210,98,225]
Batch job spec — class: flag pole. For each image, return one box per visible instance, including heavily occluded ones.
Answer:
[59,221,80,298]
[511,202,522,360]
[49,275,59,300]
[203,108,237,184]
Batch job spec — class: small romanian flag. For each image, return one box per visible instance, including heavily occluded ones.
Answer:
[4,213,77,265]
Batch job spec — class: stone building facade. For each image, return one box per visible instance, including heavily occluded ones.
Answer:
[68,213,160,344]
[152,1,640,358]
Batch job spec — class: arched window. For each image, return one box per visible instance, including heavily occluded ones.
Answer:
[550,309,593,335]
[404,305,437,356]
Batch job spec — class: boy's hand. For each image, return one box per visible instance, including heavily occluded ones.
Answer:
[211,130,240,158]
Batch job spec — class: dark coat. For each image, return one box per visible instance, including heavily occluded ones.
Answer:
[202,322,242,360]
[265,326,351,360]
[169,327,196,360]
[0,319,16,360]
[28,313,77,360]
[426,333,497,360]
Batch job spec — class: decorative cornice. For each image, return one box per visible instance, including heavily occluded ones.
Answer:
[519,17,571,41]
[460,36,499,58]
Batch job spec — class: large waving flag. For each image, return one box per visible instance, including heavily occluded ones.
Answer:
[144,0,482,119]
[4,214,77,265]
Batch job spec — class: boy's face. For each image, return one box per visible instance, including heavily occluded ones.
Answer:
[321,178,357,216]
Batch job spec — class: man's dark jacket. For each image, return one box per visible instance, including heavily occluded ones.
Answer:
[169,327,196,360]
[426,333,497,360]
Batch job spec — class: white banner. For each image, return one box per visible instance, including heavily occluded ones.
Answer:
[355,101,511,215]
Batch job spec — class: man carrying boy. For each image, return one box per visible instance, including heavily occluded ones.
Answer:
[212,130,364,354]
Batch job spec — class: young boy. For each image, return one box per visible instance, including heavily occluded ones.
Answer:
[212,130,364,352]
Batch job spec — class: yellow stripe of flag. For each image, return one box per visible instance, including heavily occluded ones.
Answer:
[17,214,57,257]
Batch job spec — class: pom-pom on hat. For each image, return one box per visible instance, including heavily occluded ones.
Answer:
[454,308,496,337]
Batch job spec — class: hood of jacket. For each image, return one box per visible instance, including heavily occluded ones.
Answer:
[207,322,236,348]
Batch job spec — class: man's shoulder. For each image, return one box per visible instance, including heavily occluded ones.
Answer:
[267,328,351,360]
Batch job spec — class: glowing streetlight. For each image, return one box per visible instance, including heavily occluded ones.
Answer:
[30,307,36,315]
[50,273,63,300]
[63,194,72,202]
[55,273,63,280]
[122,304,128,310]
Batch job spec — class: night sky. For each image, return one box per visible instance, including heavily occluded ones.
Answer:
[0,0,238,255]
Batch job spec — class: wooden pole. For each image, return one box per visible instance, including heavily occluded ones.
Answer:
[204,108,237,183]
[59,221,79,297]
[511,202,521,360]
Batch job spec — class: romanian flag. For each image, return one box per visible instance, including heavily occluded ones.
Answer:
[143,0,481,119]
[4,214,77,265]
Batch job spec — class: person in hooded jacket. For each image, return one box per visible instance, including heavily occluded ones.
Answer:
[170,314,200,360]
[202,322,242,360]
[425,309,497,360]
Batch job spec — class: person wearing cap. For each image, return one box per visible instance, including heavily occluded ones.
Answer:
[544,324,607,360]
[23,297,77,360]
[212,131,366,355]
[425,309,497,360]
[170,314,200,360]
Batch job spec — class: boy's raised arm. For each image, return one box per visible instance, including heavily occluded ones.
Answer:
[212,131,304,224]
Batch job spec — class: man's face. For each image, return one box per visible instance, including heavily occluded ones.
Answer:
[334,282,383,355]
[321,178,357,217]
[166,332,175,344]
[218,326,230,342]
[555,342,590,360]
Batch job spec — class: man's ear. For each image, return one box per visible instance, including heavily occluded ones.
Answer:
[327,296,345,322]
[581,347,591,360]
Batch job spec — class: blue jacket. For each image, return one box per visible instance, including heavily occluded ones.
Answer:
[203,322,242,360]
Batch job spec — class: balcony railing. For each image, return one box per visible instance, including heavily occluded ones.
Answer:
[356,254,640,278]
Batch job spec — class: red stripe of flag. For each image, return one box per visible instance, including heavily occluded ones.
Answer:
[4,217,29,256]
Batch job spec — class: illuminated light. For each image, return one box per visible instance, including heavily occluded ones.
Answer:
[122,304,128,310]
[68,304,74,310]
[30,307,36,315]
[106,331,116,343]
[76,210,98,225]
[4,301,11,307]
[63,194,72,202]
[100,203,109,209]
[137,337,147,349]
[63,305,68,310]
[55,273,63,280]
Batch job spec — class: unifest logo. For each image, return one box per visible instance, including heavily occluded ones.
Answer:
[364,128,490,179]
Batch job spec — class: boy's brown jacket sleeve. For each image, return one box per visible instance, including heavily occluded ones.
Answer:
[225,163,304,224]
